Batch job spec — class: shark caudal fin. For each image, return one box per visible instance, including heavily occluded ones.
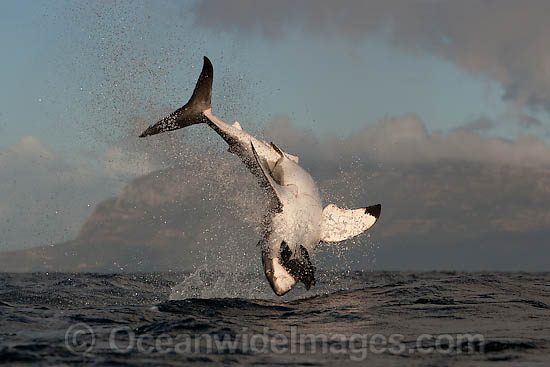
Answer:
[139,56,213,137]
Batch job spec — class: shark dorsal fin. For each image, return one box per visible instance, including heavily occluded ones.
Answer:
[270,141,299,164]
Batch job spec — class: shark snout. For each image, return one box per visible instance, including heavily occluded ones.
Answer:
[263,257,296,296]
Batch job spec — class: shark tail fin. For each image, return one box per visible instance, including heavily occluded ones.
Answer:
[139,56,213,137]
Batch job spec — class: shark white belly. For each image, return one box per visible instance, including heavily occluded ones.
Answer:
[140,57,381,296]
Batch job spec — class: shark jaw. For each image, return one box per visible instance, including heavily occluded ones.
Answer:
[263,257,296,296]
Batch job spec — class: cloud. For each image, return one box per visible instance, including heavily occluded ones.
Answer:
[8,136,56,160]
[1,147,267,272]
[267,116,550,270]
[518,114,543,129]
[103,146,157,177]
[264,114,550,167]
[0,136,161,252]
[454,117,495,133]
[192,0,550,112]
[4,116,550,271]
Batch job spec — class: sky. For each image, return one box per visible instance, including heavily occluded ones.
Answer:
[1,0,550,271]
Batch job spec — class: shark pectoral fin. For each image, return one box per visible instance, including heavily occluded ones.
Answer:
[319,204,381,243]
[251,141,283,212]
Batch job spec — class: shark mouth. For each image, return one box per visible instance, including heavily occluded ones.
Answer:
[263,242,317,296]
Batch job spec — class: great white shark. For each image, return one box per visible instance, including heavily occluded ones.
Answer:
[140,57,381,296]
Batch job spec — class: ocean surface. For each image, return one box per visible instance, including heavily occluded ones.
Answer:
[1,271,549,366]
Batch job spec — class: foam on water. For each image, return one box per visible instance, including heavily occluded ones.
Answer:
[169,267,364,301]
[168,236,370,300]
[170,265,271,299]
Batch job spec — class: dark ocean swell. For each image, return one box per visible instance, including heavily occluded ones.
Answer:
[1,271,549,366]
